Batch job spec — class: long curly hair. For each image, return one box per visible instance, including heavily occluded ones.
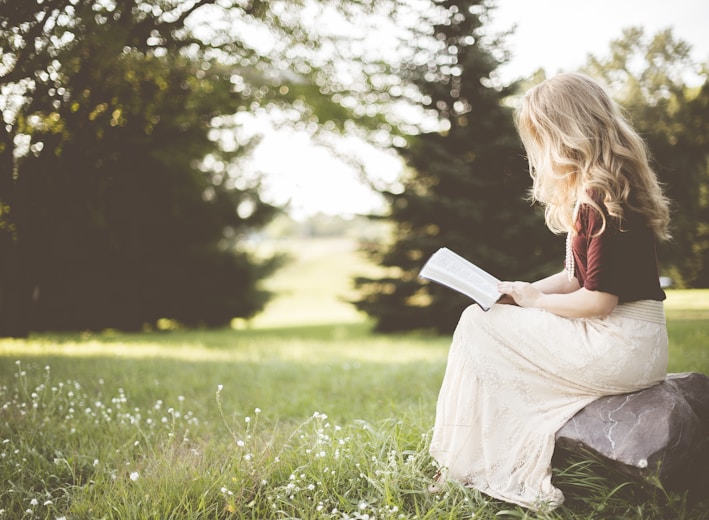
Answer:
[516,72,670,240]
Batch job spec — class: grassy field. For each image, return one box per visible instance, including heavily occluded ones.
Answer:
[1,238,708,519]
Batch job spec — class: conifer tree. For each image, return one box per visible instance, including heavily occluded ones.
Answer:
[355,0,561,333]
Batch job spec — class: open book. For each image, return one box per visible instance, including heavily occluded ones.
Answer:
[419,247,502,311]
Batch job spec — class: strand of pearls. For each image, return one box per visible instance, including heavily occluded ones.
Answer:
[566,200,581,282]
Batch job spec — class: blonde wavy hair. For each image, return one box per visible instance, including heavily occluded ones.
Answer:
[516,72,671,240]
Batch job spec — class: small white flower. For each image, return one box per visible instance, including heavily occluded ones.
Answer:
[638,458,648,468]
[217,384,223,391]
[129,471,140,481]
[29,498,38,506]
[178,395,185,402]
[254,407,261,414]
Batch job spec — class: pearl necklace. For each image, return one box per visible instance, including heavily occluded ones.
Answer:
[565,200,581,282]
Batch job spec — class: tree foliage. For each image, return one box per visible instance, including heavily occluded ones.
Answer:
[354,0,561,333]
[0,0,377,334]
[584,27,709,287]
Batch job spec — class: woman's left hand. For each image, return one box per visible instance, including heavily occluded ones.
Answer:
[497,281,544,308]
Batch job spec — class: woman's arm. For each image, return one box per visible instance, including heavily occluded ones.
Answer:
[497,280,618,319]
[497,270,579,305]
[532,270,581,294]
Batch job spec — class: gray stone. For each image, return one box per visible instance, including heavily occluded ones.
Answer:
[555,372,709,491]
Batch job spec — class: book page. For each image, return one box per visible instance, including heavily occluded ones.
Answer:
[419,248,501,310]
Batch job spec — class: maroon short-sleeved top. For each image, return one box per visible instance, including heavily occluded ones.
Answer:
[570,200,665,302]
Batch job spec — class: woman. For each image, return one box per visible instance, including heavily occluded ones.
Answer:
[429,73,671,511]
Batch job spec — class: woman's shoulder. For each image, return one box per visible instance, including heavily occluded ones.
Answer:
[582,189,649,232]
[579,190,608,219]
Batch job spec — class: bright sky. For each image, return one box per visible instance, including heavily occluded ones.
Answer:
[251,0,709,220]
[490,0,709,83]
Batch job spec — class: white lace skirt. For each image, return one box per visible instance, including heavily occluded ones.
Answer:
[429,301,668,511]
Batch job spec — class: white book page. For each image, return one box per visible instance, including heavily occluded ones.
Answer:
[419,247,502,310]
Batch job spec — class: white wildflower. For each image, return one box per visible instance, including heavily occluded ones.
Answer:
[129,471,140,481]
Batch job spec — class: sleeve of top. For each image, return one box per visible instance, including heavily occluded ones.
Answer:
[581,205,617,294]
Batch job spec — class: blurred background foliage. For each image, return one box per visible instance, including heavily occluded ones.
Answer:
[1,0,707,336]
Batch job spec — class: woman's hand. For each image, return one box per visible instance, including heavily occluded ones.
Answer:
[497,281,544,308]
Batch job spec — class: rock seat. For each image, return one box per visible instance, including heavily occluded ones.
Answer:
[555,372,709,492]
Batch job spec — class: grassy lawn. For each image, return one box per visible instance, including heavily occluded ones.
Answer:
[1,239,708,519]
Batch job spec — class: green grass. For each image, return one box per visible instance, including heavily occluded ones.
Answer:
[1,239,708,519]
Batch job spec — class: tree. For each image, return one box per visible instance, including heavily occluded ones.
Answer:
[0,0,377,334]
[584,27,709,287]
[0,1,293,333]
[354,0,561,333]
